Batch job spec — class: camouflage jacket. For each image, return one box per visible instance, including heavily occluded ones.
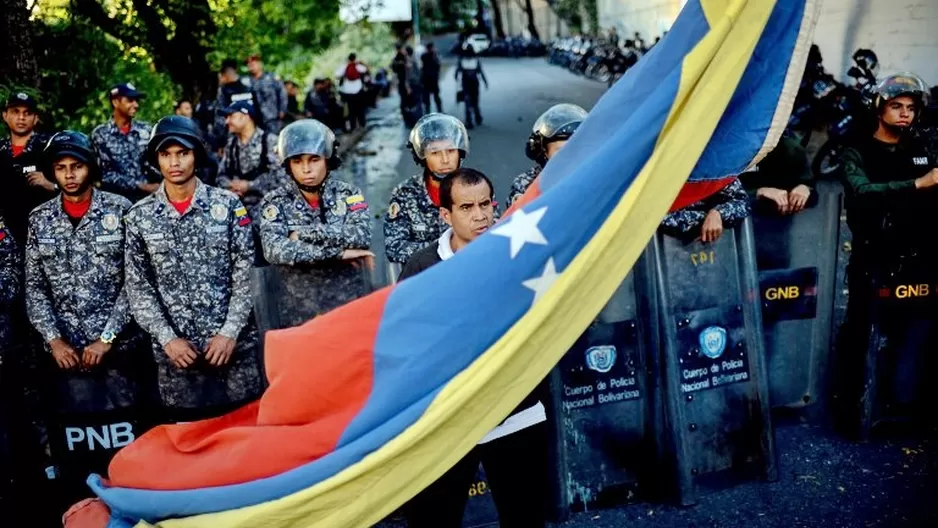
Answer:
[507,164,542,206]
[259,177,373,325]
[24,191,133,347]
[259,176,372,265]
[660,178,750,236]
[0,217,20,351]
[218,129,286,214]
[91,119,152,199]
[124,181,262,408]
[250,73,288,130]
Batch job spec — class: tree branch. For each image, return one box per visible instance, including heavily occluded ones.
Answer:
[70,0,143,47]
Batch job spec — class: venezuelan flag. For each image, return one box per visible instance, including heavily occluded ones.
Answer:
[66,1,819,526]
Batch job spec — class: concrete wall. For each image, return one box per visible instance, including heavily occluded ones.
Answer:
[596,0,683,42]
[497,0,571,40]
[596,0,938,85]
[812,0,938,85]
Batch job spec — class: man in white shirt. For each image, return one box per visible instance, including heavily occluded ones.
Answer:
[333,53,369,131]
[399,168,549,528]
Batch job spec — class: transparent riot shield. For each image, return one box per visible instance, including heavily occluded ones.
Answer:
[252,262,374,333]
[545,248,659,519]
[651,218,778,505]
[752,181,843,408]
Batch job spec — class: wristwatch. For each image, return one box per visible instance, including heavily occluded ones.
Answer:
[100,331,117,344]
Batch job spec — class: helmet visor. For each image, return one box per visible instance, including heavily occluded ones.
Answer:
[876,73,930,106]
[410,114,469,159]
[533,104,589,139]
[278,120,336,163]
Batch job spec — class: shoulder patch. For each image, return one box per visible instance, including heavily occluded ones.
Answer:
[346,194,365,204]
[262,204,280,221]
[211,203,228,222]
[388,202,400,219]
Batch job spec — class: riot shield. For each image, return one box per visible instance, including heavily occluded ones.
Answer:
[546,249,659,519]
[253,262,373,333]
[752,181,843,408]
[651,218,777,505]
[45,332,155,507]
[857,266,938,439]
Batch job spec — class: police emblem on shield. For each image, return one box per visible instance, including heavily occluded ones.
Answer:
[585,345,617,373]
[101,213,119,232]
[699,326,727,359]
[210,203,228,222]
[263,205,279,221]
[334,199,347,216]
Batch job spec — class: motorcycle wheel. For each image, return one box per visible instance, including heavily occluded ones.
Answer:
[594,64,612,83]
[812,140,843,178]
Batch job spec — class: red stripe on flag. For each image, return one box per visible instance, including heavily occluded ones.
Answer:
[669,176,738,212]
[105,287,393,490]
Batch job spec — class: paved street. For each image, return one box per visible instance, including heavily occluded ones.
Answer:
[344,56,938,528]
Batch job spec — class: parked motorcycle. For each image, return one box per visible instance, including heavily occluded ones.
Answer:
[811,48,880,178]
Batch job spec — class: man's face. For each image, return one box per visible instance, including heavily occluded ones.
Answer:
[247,59,262,76]
[881,95,917,129]
[425,142,460,175]
[545,139,569,160]
[441,181,494,243]
[175,102,193,118]
[2,105,38,136]
[226,112,251,134]
[286,83,298,97]
[221,68,238,84]
[289,154,328,188]
[53,155,92,197]
[112,96,139,119]
[157,144,196,184]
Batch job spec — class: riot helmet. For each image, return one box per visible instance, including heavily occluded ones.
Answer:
[146,115,209,168]
[525,103,588,164]
[873,72,930,115]
[407,113,470,165]
[278,119,341,171]
[44,130,99,180]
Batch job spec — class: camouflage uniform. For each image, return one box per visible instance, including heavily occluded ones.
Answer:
[24,190,142,413]
[659,178,750,236]
[91,120,152,200]
[250,73,288,134]
[384,173,448,264]
[218,129,286,219]
[259,176,372,327]
[507,164,542,206]
[124,181,263,411]
[0,217,19,353]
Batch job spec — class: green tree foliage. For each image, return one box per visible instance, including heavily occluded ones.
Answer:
[3,1,368,133]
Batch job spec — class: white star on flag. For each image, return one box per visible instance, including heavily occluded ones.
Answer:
[490,206,549,258]
[523,258,560,303]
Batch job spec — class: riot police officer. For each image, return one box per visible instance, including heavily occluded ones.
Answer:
[91,83,155,202]
[124,116,263,421]
[24,131,147,505]
[0,92,56,248]
[836,73,936,429]
[386,114,485,264]
[218,100,286,220]
[0,213,20,512]
[508,104,589,206]
[258,120,374,327]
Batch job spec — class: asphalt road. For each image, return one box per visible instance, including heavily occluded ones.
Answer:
[344,56,607,286]
[344,57,938,528]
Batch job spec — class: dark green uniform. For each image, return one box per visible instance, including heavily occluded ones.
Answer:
[738,136,813,200]
[837,134,936,420]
